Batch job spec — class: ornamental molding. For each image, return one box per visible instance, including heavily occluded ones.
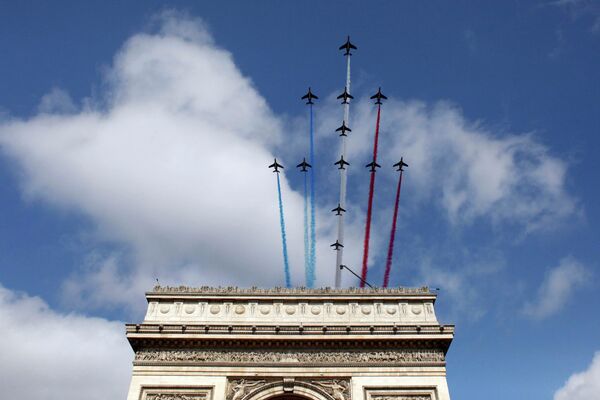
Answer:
[365,387,436,400]
[142,387,211,400]
[135,348,445,365]
[371,397,430,400]
[226,378,350,400]
[146,395,207,400]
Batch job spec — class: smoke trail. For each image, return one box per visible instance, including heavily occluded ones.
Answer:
[308,104,316,287]
[335,52,352,288]
[360,104,382,286]
[383,171,404,287]
[303,171,310,287]
[276,173,292,288]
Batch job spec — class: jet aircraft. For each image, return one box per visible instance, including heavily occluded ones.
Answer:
[296,158,312,172]
[339,36,357,56]
[365,160,381,172]
[335,121,352,136]
[332,204,346,215]
[393,157,408,172]
[334,155,350,170]
[268,159,284,173]
[370,87,388,104]
[330,240,344,250]
[337,87,354,104]
[301,87,319,105]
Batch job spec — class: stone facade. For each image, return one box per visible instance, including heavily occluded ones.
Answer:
[126,287,454,400]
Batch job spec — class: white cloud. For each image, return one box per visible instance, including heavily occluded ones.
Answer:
[38,88,77,114]
[553,0,600,34]
[0,13,580,312]
[523,256,590,319]
[0,283,132,400]
[0,13,364,311]
[343,99,579,232]
[555,351,600,400]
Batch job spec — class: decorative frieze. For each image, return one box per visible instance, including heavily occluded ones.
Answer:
[371,396,430,400]
[135,348,445,365]
[146,394,207,400]
[142,387,211,400]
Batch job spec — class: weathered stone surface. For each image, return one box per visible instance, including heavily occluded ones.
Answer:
[135,348,446,364]
[143,286,438,325]
[126,287,453,400]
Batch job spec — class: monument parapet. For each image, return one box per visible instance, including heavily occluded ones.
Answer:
[126,286,454,400]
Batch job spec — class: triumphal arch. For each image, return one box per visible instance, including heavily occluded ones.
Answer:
[125,286,454,400]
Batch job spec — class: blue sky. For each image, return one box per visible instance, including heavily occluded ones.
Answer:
[0,1,599,399]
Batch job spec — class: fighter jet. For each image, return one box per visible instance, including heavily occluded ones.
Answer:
[334,155,350,170]
[337,87,354,104]
[296,158,312,172]
[339,36,357,56]
[330,240,344,250]
[393,157,408,172]
[335,121,352,136]
[268,159,284,173]
[365,160,381,172]
[301,87,319,105]
[331,203,346,215]
[370,87,388,104]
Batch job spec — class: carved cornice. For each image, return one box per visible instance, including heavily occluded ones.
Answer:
[127,323,452,336]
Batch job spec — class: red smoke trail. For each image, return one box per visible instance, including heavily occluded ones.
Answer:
[360,104,381,286]
[383,171,403,288]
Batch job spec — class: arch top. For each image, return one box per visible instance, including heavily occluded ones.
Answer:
[231,379,349,400]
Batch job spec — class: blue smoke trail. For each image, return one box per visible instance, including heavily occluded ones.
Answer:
[303,172,310,287]
[308,104,316,287]
[276,173,291,288]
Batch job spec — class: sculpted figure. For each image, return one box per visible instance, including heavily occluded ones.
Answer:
[229,379,266,400]
[314,380,348,400]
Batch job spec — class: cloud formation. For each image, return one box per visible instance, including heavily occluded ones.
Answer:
[0,283,132,400]
[522,256,590,319]
[555,351,600,400]
[0,13,580,314]
[341,99,578,232]
[0,14,341,311]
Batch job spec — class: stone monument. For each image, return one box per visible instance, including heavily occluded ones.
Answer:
[125,286,454,400]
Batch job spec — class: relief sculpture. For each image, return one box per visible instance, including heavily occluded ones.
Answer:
[136,349,445,364]
[311,379,350,400]
[227,379,267,400]
[146,393,207,400]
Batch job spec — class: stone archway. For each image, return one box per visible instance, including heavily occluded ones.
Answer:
[239,380,341,400]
